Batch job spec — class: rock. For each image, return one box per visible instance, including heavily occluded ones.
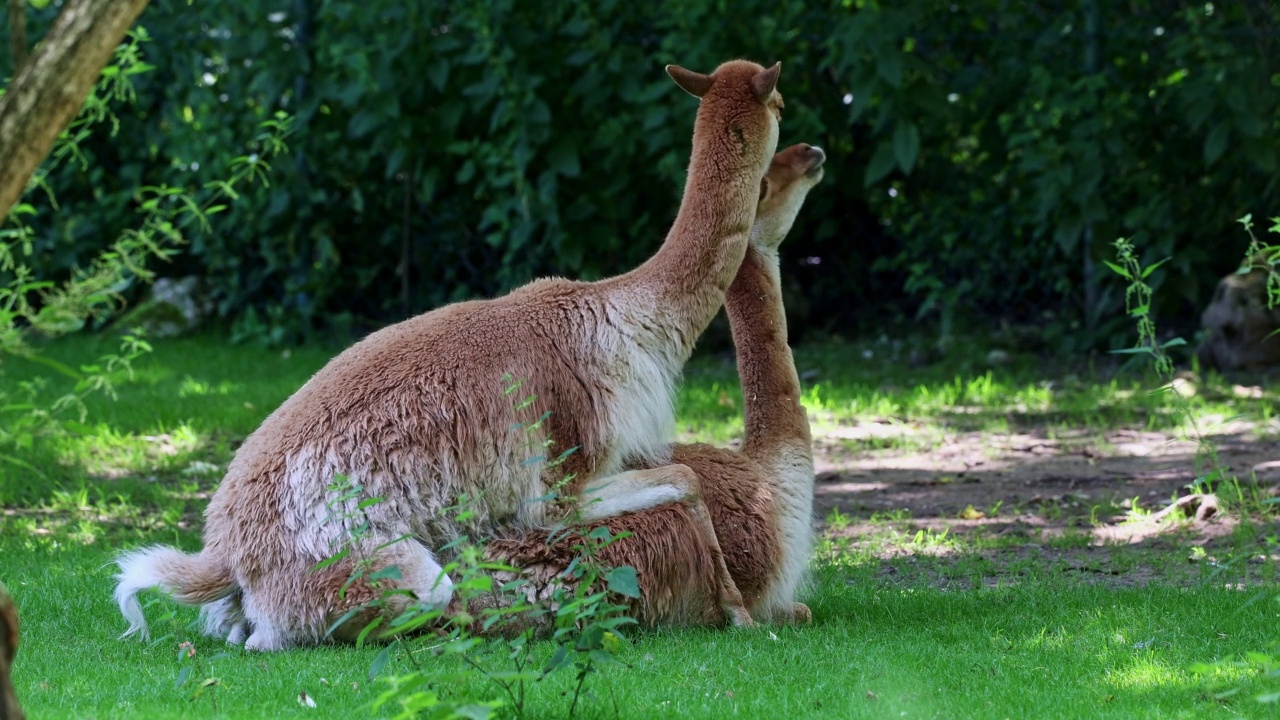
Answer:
[1197,258,1280,370]
[985,349,1010,367]
[1,582,22,720]
[1168,371,1198,398]
[115,276,211,339]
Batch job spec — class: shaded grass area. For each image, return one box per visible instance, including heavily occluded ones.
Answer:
[2,332,1279,718]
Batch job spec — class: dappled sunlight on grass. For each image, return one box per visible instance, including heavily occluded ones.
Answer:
[683,344,1279,453]
[49,422,206,479]
[177,375,246,398]
[1104,655,1192,691]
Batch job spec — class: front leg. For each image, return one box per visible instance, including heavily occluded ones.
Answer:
[578,465,755,627]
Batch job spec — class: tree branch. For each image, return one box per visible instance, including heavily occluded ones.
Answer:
[0,0,150,220]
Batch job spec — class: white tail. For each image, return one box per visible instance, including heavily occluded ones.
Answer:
[114,546,236,640]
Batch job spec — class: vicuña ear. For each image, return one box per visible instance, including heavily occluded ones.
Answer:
[751,61,782,103]
[666,64,713,98]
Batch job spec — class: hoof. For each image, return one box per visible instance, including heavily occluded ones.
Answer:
[726,606,755,628]
[791,602,812,624]
[244,627,290,652]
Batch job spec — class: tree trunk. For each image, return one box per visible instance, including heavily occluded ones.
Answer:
[0,0,150,220]
[6,0,26,71]
[0,583,20,720]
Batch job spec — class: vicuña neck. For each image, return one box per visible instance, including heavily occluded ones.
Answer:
[725,245,810,461]
[617,127,760,361]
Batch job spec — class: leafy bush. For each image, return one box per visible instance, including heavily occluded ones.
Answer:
[6,1,1277,346]
[0,27,293,465]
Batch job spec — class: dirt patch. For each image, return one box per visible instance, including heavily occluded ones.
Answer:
[860,541,1279,591]
[805,420,1280,589]
[810,424,1280,521]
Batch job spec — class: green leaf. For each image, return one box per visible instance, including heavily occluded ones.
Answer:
[310,547,351,573]
[1141,257,1171,278]
[0,454,44,477]
[356,496,385,510]
[1102,260,1131,279]
[368,647,391,680]
[1204,122,1229,166]
[566,49,594,67]
[325,607,362,638]
[1159,337,1187,349]
[1254,691,1280,704]
[893,121,920,173]
[354,616,383,648]
[21,353,84,381]
[427,62,450,91]
[588,649,616,665]
[605,566,640,598]
[876,50,904,88]
[1053,216,1082,253]
[456,703,502,720]
[547,141,580,177]
[542,644,570,674]
[368,564,402,581]
[456,159,476,184]
[864,142,896,187]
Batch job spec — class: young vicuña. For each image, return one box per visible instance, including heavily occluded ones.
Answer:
[466,142,824,631]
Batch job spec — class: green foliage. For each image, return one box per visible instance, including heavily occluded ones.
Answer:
[1109,221,1280,706]
[1106,238,1183,379]
[6,1,1274,345]
[1238,214,1280,314]
[310,380,640,718]
[0,26,292,469]
[334,489,639,719]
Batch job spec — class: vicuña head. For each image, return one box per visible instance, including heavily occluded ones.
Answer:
[667,61,784,175]
[752,143,824,253]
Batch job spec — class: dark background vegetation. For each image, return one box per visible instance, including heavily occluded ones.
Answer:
[4,0,1278,351]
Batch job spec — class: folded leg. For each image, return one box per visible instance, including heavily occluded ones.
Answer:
[579,465,754,627]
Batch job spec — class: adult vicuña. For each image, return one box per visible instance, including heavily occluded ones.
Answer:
[115,59,785,651]
[468,142,824,631]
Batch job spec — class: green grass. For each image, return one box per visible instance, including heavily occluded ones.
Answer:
[6,539,1278,720]
[3,332,1279,719]
[678,336,1280,449]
